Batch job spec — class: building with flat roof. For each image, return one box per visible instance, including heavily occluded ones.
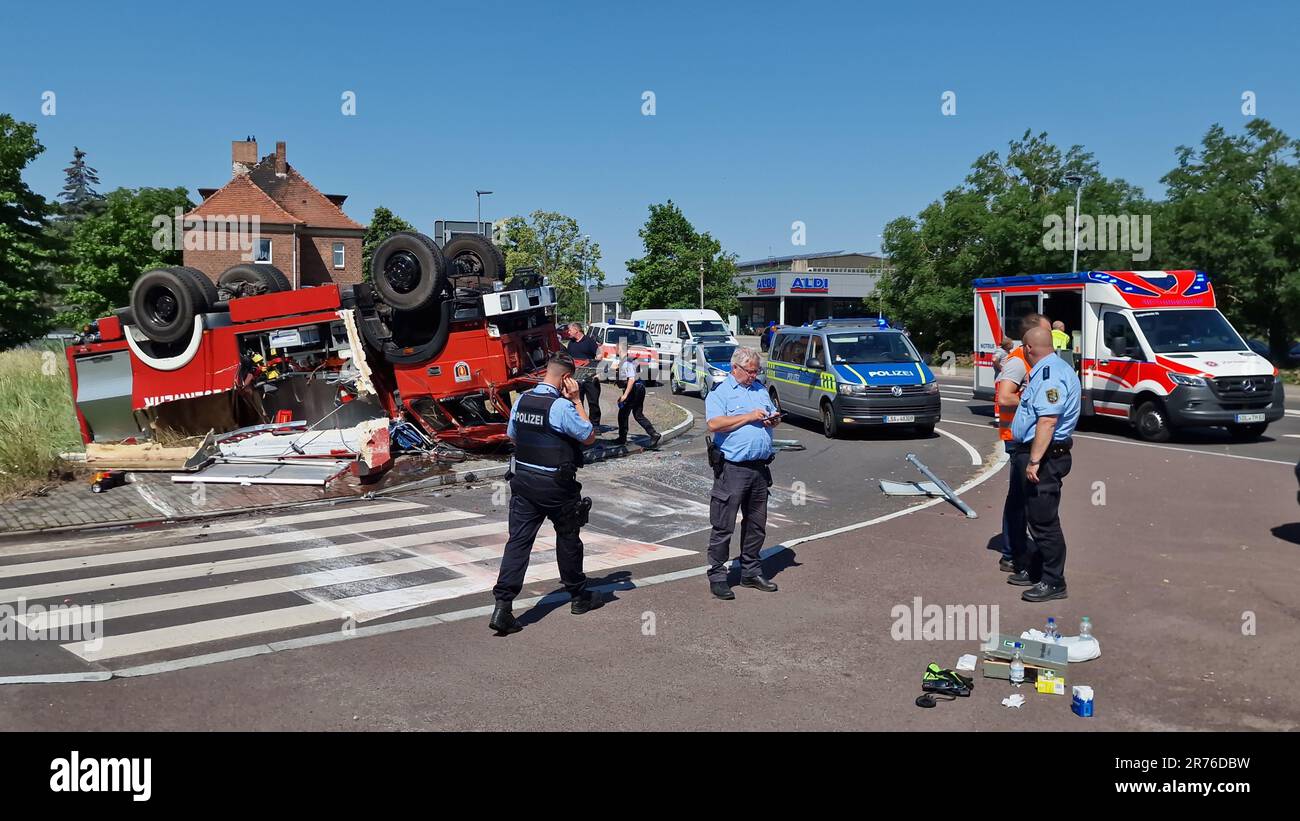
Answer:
[733,250,890,332]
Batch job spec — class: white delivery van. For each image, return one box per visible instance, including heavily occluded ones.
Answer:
[628,309,736,371]
[972,270,1283,442]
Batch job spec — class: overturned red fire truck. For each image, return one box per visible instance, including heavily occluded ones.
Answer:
[65,231,563,455]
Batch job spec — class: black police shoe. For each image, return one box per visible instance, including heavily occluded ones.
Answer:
[998,558,1015,572]
[710,582,735,600]
[489,603,522,635]
[570,590,604,615]
[1006,571,1036,586]
[741,575,778,592]
[1021,582,1068,602]
[646,433,662,449]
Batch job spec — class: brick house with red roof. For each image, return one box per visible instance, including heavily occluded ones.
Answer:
[183,139,366,287]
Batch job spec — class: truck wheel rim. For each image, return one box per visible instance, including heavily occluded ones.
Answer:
[147,286,179,325]
[384,250,421,294]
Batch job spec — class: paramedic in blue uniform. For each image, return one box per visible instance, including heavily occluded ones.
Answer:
[489,351,602,635]
[704,347,781,600]
[1006,326,1081,603]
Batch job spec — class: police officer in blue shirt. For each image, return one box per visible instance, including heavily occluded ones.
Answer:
[703,347,781,600]
[1006,327,1081,603]
[490,351,602,635]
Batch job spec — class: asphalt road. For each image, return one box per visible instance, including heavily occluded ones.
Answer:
[1,372,1296,730]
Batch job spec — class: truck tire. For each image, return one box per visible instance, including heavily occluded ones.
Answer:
[217,263,290,299]
[170,266,219,312]
[130,267,204,344]
[443,234,505,291]
[371,231,446,311]
[1134,400,1172,443]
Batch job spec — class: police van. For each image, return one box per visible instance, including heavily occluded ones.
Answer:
[764,319,941,438]
[972,270,1284,442]
[629,309,736,367]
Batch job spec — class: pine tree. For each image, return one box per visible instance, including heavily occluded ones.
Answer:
[59,146,102,218]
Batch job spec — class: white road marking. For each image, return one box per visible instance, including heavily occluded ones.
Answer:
[0,521,511,602]
[3,500,425,556]
[0,510,473,579]
[66,539,692,662]
[935,426,982,466]
[100,450,1013,681]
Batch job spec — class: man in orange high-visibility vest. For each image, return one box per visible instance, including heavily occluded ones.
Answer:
[993,313,1051,573]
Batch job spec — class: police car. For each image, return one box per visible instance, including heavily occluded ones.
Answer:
[764,319,941,437]
[671,340,737,396]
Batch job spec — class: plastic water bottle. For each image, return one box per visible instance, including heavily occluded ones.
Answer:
[1045,617,1060,641]
[1009,642,1025,684]
[1079,616,1093,643]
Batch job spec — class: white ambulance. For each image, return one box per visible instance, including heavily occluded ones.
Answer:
[628,309,736,366]
[972,270,1283,442]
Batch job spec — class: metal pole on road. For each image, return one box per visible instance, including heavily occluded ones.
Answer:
[906,453,977,518]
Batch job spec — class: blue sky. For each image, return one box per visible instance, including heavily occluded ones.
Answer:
[3,0,1298,283]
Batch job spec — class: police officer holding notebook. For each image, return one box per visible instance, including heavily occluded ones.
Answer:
[1006,326,1081,603]
[489,351,602,635]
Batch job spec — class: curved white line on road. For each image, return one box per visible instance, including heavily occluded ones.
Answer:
[935,426,982,466]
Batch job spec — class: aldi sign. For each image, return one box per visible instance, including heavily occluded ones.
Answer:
[791,276,829,294]
[756,276,777,295]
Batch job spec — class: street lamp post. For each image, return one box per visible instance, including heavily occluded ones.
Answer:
[476,190,493,234]
[699,258,705,309]
[1065,174,1084,272]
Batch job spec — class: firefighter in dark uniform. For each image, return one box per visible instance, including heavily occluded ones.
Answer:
[1006,326,1081,603]
[489,351,602,635]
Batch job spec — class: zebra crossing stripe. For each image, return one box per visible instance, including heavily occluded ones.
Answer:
[0,500,426,557]
[65,543,691,663]
[0,520,511,603]
[0,508,474,580]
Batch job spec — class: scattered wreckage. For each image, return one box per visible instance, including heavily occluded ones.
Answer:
[65,231,562,486]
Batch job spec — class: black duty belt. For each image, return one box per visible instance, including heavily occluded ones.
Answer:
[724,458,773,469]
[1016,439,1073,457]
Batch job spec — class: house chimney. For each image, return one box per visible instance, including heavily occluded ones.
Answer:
[232,138,257,176]
[275,141,287,177]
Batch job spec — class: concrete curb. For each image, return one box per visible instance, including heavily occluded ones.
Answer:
[0,401,698,540]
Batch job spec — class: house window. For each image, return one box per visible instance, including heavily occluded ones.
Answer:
[254,238,272,263]
[333,242,345,269]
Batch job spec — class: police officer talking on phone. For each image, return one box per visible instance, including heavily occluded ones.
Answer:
[489,351,602,635]
[1006,326,1081,603]
[704,347,781,600]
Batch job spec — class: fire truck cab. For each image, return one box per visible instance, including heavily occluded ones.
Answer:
[973,270,1283,442]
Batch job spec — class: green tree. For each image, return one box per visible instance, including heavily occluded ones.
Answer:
[361,206,414,280]
[1158,119,1300,358]
[61,187,192,326]
[497,210,603,322]
[878,130,1152,353]
[0,114,58,348]
[623,200,741,317]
